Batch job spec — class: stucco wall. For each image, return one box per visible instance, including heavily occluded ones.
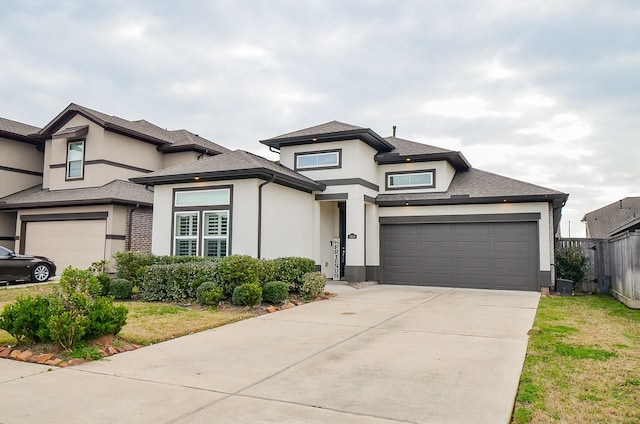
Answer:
[378,202,554,273]
[163,151,200,168]
[279,139,379,185]
[151,179,261,257]
[261,183,314,259]
[0,136,43,196]
[377,160,455,194]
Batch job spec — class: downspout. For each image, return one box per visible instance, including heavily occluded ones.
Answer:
[258,174,277,258]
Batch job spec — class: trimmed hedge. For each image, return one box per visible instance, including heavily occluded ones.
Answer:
[140,261,219,302]
[197,281,224,306]
[109,279,134,300]
[217,255,260,297]
[273,257,316,291]
[300,272,326,300]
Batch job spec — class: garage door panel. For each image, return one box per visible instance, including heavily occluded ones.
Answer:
[24,220,107,273]
[381,221,539,291]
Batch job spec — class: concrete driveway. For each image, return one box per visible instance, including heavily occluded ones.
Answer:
[0,285,539,424]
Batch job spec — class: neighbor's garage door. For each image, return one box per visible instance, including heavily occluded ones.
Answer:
[381,221,539,291]
[24,220,107,272]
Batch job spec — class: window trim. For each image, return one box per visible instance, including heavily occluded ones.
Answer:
[294,149,342,171]
[385,169,436,190]
[172,185,233,257]
[201,210,229,258]
[173,211,199,256]
[66,139,86,180]
[174,187,231,207]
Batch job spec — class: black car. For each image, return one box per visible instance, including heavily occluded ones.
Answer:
[0,245,57,283]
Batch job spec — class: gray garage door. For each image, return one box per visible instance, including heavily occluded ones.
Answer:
[381,221,539,291]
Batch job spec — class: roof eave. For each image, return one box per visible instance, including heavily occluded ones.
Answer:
[158,144,226,155]
[131,169,325,193]
[376,193,568,207]
[0,198,153,211]
[376,151,472,171]
[259,128,394,152]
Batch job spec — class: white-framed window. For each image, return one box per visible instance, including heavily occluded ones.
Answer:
[174,212,199,256]
[202,211,228,257]
[66,140,85,179]
[386,170,435,189]
[295,150,341,170]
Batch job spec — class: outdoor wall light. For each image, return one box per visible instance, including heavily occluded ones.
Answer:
[194,176,200,181]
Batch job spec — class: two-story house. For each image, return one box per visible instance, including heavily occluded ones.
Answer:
[0,103,230,271]
[0,117,45,251]
[133,121,568,292]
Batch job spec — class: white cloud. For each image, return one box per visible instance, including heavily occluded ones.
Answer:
[513,93,556,108]
[516,113,592,142]
[423,96,521,119]
[486,59,516,79]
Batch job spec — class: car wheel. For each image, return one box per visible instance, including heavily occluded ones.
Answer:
[31,264,51,283]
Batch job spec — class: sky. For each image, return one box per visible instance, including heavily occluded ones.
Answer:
[2,0,639,237]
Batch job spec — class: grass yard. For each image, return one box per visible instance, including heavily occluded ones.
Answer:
[0,283,260,348]
[512,295,640,424]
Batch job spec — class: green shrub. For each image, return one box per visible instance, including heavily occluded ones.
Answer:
[47,310,88,351]
[258,259,277,285]
[273,257,316,291]
[109,278,134,300]
[300,272,326,300]
[115,251,216,287]
[556,246,590,285]
[59,266,102,298]
[262,281,289,304]
[232,283,263,306]
[0,266,128,350]
[196,281,224,306]
[95,273,111,297]
[0,295,51,343]
[217,255,260,297]
[83,296,128,340]
[140,261,218,302]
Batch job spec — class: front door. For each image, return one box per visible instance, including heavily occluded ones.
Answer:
[338,202,346,278]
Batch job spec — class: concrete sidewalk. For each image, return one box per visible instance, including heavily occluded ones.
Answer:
[0,285,539,423]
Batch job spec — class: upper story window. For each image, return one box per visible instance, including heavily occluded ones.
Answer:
[295,149,341,170]
[386,170,435,190]
[66,140,85,179]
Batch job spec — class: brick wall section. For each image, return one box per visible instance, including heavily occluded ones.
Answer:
[126,208,153,252]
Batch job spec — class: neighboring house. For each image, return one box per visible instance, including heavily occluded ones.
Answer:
[0,117,44,251]
[0,103,230,271]
[581,197,640,238]
[133,121,568,292]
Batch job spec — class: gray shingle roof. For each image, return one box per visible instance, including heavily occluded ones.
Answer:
[0,180,153,209]
[268,121,364,140]
[377,168,567,205]
[40,103,230,154]
[131,150,324,192]
[581,197,640,238]
[383,136,454,155]
[0,117,41,137]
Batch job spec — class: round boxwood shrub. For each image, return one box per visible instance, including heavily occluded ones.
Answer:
[108,279,134,300]
[232,283,263,306]
[197,281,224,306]
[262,281,289,304]
[300,272,326,300]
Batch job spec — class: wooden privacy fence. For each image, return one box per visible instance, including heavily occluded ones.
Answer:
[558,233,640,308]
[557,238,610,293]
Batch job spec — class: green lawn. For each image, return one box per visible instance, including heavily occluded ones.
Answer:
[512,295,640,424]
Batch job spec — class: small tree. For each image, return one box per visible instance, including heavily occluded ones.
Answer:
[556,245,590,286]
